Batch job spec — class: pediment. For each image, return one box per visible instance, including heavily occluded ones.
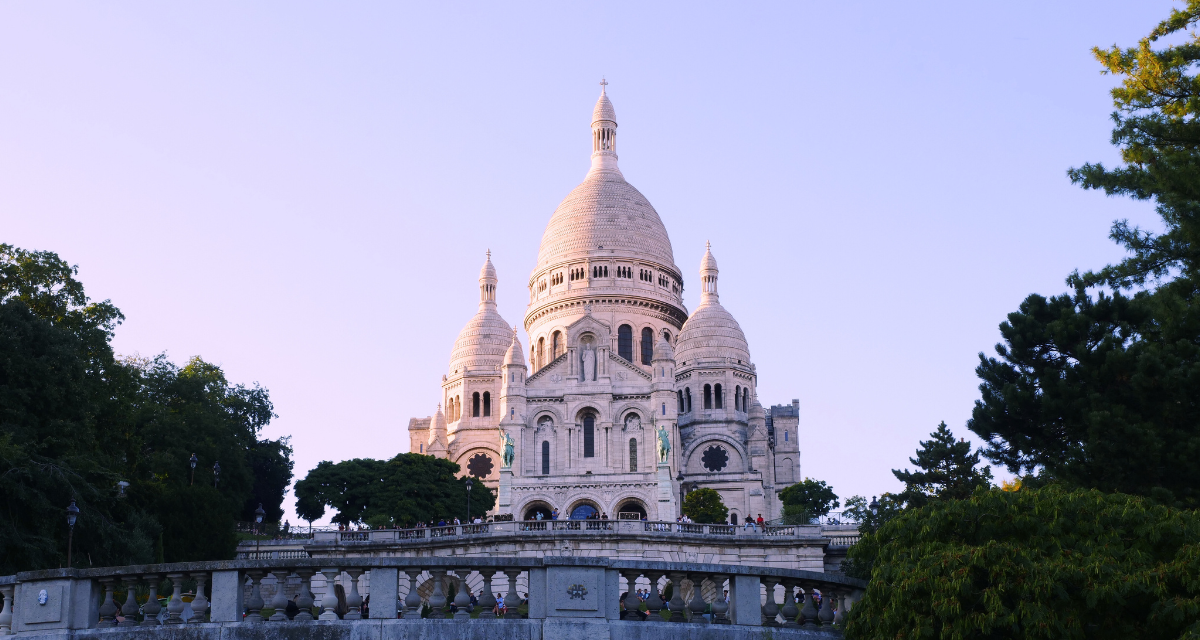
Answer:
[566,314,611,345]
[608,352,652,381]
[526,352,569,384]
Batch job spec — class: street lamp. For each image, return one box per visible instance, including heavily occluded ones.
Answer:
[189,453,198,486]
[465,479,473,524]
[254,503,265,559]
[869,496,879,517]
[66,499,79,568]
[213,461,220,488]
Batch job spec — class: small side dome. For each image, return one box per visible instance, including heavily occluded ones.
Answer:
[676,242,751,365]
[748,399,765,420]
[503,328,526,368]
[653,332,675,362]
[480,251,498,281]
[593,83,616,124]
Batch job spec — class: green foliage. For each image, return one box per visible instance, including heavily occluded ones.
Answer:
[681,487,727,524]
[242,436,294,523]
[778,478,839,524]
[293,454,495,527]
[893,421,992,508]
[842,486,1200,640]
[839,494,904,580]
[0,244,289,572]
[970,2,1200,508]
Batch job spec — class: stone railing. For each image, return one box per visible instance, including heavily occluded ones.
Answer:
[301,520,843,544]
[0,556,866,639]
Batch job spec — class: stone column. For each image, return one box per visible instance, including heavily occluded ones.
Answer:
[268,570,290,621]
[140,575,162,626]
[292,570,314,621]
[403,571,423,618]
[666,573,687,622]
[189,573,209,624]
[428,571,448,618]
[318,568,340,621]
[644,572,663,621]
[656,463,677,521]
[833,591,847,627]
[97,578,118,628]
[0,584,14,635]
[502,570,522,619]
[164,573,186,625]
[760,577,780,627]
[710,574,730,625]
[478,571,498,619]
[818,588,836,628]
[779,579,799,627]
[118,576,140,627]
[687,575,708,623]
[498,469,513,512]
[244,571,265,623]
[369,568,399,621]
[452,571,471,620]
[344,569,364,620]
[800,583,819,629]
[621,571,642,620]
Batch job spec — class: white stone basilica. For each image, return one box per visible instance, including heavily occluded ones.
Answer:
[408,85,801,523]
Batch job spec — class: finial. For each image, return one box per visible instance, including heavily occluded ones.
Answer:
[706,240,711,250]
[487,249,491,259]
[600,77,608,94]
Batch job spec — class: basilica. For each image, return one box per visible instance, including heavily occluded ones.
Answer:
[407,85,801,523]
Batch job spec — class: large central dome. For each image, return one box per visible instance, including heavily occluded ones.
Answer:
[536,173,674,268]
[535,86,675,269]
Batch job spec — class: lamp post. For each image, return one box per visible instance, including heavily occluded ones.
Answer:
[189,453,198,486]
[465,479,472,524]
[869,496,879,517]
[254,503,265,559]
[66,499,79,568]
[213,461,220,488]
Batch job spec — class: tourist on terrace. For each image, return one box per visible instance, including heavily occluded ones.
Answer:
[744,515,756,531]
[756,514,765,529]
[550,508,560,520]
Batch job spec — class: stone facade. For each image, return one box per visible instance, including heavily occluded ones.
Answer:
[408,85,801,523]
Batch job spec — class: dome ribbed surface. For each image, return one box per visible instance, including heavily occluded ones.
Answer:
[675,301,751,365]
[449,306,511,373]
[593,91,616,124]
[504,331,525,367]
[536,172,674,267]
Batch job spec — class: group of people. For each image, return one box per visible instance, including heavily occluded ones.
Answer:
[412,516,487,528]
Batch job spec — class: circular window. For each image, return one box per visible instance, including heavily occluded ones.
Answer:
[467,453,494,479]
[701,445,729,472]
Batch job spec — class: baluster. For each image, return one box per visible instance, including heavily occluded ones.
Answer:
[345,569,363,620]
[292,570,314,621]
[800,582,819,629]
[621,571,642,620]
[403,570,423,618]
[318,568,340,620]
[164,573,186,625]
[97,578,118,627]
[428,570,448,618]
[0,583,15,635]
[452,570,471,620]
[189,573,209,624]
[478,571,497,619]
[709,574,730,625]
[833,591,847,627]
[118,576,139,627]
[818,587,836,627]
[687,574,708,623]
[643,572,663,621]
[244,571,265,623]
[268,570,291,621]
[141,575,162,626]
[502,569,522,619]
[760,576,780,627]
[666,572,687,622]
[779,579,799,627]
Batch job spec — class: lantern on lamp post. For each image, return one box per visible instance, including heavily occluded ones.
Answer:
[254,503,265,559]
[66,499,80,568]
[213,461,220,488]
[465,479,473,524]
[189,453,198,486]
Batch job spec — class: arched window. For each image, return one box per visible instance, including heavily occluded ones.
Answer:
[703,384,712,410]
[686,388,692,413]
[552,331,563,359]
[629,438,638,472]
[734,385,741,411]
[472,392,481,417]
[541,441,550,475]
[677,390,685,412]
[537,337,545,371]
[641,327,654,364]
[663,330,671,343]
[617,325,633,361]
[714,384,723,409]
[583,414,595,458]
[743,388,750,411]
[483,391,491,417]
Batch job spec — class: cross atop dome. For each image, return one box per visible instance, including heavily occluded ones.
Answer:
[600,77,608,93]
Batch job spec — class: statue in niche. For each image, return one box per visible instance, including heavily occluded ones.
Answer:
[499,431,516,469]
[657,424,671,464]
[581,344,596,382]
[625,414,640,431]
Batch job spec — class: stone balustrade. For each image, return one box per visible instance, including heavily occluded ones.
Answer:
[0,556,865,639]
[301,520,823,543]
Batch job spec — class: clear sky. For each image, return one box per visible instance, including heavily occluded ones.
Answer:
[1,1,1172,524]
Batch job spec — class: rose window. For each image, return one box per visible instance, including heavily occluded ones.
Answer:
[701,445,729,472]
[467,453,494,479]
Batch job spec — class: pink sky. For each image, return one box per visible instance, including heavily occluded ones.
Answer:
[1,1,1168,523]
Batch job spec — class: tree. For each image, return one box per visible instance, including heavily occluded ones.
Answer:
[242,436,295,523]
[293,454,495,527]
[892,421,992,508]
[842,486,1200,640]
[839,493,905,580]
[778,478,839,524]
[681,488,727,524]
[969,2,1200,508]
